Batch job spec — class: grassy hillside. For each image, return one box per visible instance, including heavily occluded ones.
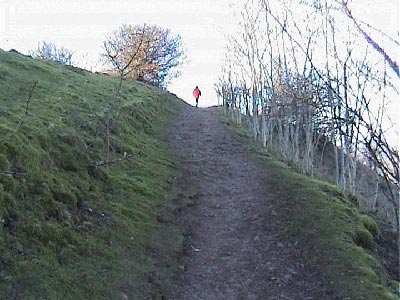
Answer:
[0,49,184,299]
[224,118,399,300]
[0,49,397,300]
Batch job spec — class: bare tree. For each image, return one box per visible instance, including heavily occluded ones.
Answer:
[338,1,399,78]
[29,41,73,65]
[218,0,399,229]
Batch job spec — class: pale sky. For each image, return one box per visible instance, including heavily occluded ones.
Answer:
[0,0,237,107]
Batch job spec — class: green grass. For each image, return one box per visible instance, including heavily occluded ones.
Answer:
[223,116,398,300]
[1,49,397,299]
[0,49,185,299]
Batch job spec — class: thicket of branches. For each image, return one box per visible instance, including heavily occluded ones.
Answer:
[29,41,73,65]
[217,0,399,229]
[102,23,185,88]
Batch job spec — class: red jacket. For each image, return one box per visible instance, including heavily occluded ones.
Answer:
[193,87,201,98]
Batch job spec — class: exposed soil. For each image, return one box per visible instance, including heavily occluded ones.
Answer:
[167,105,326,300]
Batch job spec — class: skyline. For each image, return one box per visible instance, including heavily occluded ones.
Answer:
[0,0,236,107]
[0,0,398,114]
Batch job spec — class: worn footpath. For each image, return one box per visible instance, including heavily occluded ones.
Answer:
[167,105,325,300]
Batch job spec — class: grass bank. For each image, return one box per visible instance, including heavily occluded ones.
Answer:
[223,116,398,300]
[0,49,184,299]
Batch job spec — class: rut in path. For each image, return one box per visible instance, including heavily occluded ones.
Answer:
[168,105,324,300]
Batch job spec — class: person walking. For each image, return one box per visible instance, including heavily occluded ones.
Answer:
[193,86,201,108]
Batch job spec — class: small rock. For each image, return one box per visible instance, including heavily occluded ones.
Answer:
[203,213,215,218]
[211,204,221,209]
[282,273,292,284]
[121,293,128,300]
[186,200,195,207]
[277,242,284,248]
[178,265,185,271]
[253,235,260,242]
[157,215,170,223]
[191,245,201,252]
[247,294,258,300]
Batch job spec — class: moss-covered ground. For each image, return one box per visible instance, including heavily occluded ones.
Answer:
[0,49,184,299]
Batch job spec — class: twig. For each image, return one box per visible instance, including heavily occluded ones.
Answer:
[12,80,39,134]
[0,170,26,176]
[341,3,399,78]
[90,151,141,169]
[25,80,38,115]
[0,170,27,180]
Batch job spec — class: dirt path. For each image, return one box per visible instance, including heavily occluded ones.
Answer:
[167,105,323,300]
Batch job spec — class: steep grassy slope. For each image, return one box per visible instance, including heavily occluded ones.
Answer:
[0,49,183,299]
[224,119,398,300]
